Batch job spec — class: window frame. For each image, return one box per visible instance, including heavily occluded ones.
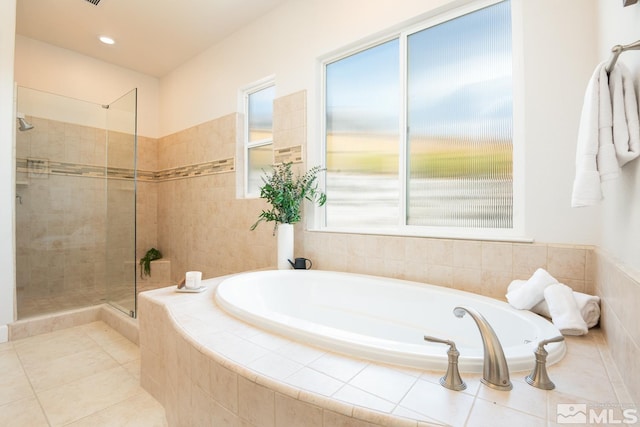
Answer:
[315,0,526,241]
[241,77,275,198]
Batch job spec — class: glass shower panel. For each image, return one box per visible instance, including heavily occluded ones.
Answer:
[105,88,137,317]
[15,87,108,319]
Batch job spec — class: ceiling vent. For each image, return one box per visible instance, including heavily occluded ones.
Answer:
[84,0,101,5]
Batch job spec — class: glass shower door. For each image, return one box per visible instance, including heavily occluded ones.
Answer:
[15,87,108,319]
[105,88,137,317]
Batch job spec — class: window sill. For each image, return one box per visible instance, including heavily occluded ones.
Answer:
[308,225,534,244]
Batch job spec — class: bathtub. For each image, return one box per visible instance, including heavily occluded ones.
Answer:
[215,270,565,373]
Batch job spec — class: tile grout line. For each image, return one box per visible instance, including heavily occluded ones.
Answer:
[14,322,147,426]
[12,339,54,427]
[595,329,634,405]
[386,374,422,424]
[82,323,138,380]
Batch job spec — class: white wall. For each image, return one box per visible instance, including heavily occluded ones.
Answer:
[159,0,451,136]
[14,36,161,138]
[160,0,600,245]
[519,0,601,244]
[597,1,640,272]
[0,0,17,342]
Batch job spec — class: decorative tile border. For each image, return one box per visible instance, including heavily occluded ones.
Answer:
[274,145,303,164]
[154,158,235,181]
[16,157,235,183]
[17,158,133,180]
[26,158,50,178]
[137,169,156,182]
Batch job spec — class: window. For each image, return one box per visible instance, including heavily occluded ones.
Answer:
[323,0,515,236]
[325,39,400,227]
[244,83,275,196]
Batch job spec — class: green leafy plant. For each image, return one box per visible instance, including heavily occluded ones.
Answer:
[250,162,326,234]
[140,248,162,278]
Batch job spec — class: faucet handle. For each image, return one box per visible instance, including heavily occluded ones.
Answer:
[424,335,457,349]
[424,335,466,391]
[525,336,564,390]
[538,335,565,350]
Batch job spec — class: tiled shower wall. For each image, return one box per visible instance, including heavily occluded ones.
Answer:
[15,117,107,304]
[15,116,144,316]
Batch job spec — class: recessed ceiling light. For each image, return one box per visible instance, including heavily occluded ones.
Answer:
[99,36,115,45]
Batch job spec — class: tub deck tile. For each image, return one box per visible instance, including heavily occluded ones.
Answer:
[333,384,396,414]
[138,276,633,427]
[349,364,418,404]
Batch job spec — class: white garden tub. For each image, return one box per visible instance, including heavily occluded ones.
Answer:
[215,270,565,372]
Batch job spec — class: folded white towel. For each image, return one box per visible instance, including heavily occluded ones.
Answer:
[572,62,640,207]
[544,283,588,336]
[507,280,600,328]
[505,268,558,310]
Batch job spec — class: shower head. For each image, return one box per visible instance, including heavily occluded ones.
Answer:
[16,113,34,132]
[18,118,34,131]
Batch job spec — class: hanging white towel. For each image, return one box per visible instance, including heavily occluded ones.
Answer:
[544,283,588,336]
[609,63,640,167]
[572,62,640,207]
[507,279,601,328]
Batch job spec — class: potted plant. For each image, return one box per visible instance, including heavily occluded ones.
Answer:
[140,248,162,278]
[250,162,326,269]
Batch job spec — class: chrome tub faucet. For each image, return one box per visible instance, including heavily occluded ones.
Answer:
[453,306,512,391]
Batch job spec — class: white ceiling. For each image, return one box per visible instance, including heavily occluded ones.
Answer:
[15,0,288,77]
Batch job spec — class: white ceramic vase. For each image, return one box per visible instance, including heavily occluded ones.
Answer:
[277,223,294,270]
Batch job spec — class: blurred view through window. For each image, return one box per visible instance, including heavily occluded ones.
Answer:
[324,0,513,230]
[245,84,275,196]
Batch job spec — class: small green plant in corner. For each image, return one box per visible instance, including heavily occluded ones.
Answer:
[250,162,326,235]
[140,248,162,278]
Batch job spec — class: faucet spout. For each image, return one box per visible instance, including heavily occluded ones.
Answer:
[453,306,512,391]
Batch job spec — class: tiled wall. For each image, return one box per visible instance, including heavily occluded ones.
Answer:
[154,92,311,283]
[593,250,640,404]
[136,135,159,260]
[301,236,594,301]
[156,113,275,282]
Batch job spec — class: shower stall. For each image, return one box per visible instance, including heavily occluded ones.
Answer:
[15,86,138,319]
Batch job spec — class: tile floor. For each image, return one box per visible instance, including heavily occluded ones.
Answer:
[0,321,167,426]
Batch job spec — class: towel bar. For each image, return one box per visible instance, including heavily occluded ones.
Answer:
[606,39,640,73]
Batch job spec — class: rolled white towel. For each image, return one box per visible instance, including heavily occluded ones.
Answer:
[507,280,601,328]
[572,291,601,328]
[505,268,558,310]
[544,283,588,336]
